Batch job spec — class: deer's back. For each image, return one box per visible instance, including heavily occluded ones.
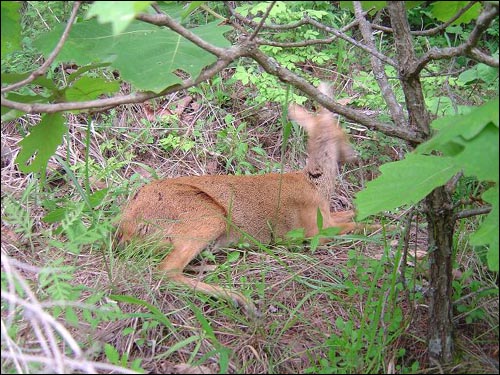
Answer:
[119,172,329,243]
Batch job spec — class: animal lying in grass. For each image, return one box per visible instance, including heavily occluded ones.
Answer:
[119,84,366,316]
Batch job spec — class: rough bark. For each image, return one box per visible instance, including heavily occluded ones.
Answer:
[387,2,455,363]
[425,187,455,362]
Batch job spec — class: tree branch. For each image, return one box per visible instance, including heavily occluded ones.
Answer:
[306,17,397,67]
[469,48,499,68]
[353,1,406,129]
[387,2,432,137]
[1,46,241,113]
[371,1,479,36]
[454,206,492,220]
[135,12,226,57]
[410,3,499,75]
[228,4,309,31]
[1,1,81,94]
[229,3,397,68]
[254,14,363,48]
[248,1,276,40]
[246,47,424,144]
[2,9,424,145]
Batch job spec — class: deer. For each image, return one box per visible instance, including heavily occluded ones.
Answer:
[118,83,362,316]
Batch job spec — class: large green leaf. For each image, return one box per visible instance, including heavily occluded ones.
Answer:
[339,1,387,13]
[453,124,499,183]
[15,113,66,178]
[355,154,461,220]
[417,98,499,155]
[429,1,481,25]
[417,98,499,184]
[86,1,154,35]
[1,1,21,56]
[65,76,120,101]
[358,98,499,271]
[34,19,231,93]
[470,186,499,271]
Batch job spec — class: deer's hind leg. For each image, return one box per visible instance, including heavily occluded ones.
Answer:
[159,213,259,317]
[329,210,396,234]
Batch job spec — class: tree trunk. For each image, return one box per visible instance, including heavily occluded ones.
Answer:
[387,2,456,363]
[425,186,455,362]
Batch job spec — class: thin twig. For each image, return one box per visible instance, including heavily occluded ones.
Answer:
[247,47,425,143]
[353,1,406,128]
[454,206,492,220]
[306,17,397,67]
[411,3,499,75]
[1,44,243,114]
[249,1,276,40]
[255,15,364,48]
[135,12,226,57]
[371,1,479,36]
[228,4,309,31]
[1,1,82,94]
[0,352,140,374]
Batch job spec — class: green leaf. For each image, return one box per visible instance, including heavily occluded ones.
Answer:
[86,1,153,35]
[65,307,79,326]
[458,64,499,85]
[417,98,499,184]
[1,1,21,55]
[2,91,51,121]
[227,251,240,263]
[285,228,306,241]
[65,76,120,101]
[109,294,173,329]
[104,343,120,364]
[429,1,481,25]
[181,1,206,20]
[42,207,67,223]
[417,98,499,155]
[34,19,231,93]
[15,113,66,178]
[310,235,320,252]
[470,186,499,272]
[316,208,323,230]
[2,72,58,91]
[89,188,109,208]
[66,62,113,84]
[454,124,499,183]
[355,154,460,220]
[339,1,388,14]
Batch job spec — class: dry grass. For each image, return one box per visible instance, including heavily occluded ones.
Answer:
[1,80,498,374]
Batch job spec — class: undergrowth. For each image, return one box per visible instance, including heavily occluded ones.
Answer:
[1,1,498,374]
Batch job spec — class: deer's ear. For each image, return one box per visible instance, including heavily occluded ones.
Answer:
[340,141,358,163]
[288,104,315,133]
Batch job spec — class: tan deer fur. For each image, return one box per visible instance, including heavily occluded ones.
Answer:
[118,84,361,316]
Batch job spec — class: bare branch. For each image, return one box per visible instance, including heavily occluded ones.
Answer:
[1,45,242,114]
[411,3,499,75]
[353,1,406,128]
[229,4,396,67]
[255,15,362,48]
[469,48,499,67]
[246,47,424,144]
[306,17,397,67]
[135,12,226,57]
[228,4,309,31]
[454,206,492,220]
[249,1,276,40]
[387,2,432,137]
[1,1,81,94]
[371,1,479,36]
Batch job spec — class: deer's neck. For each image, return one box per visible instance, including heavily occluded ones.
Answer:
[303,162,337,201]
